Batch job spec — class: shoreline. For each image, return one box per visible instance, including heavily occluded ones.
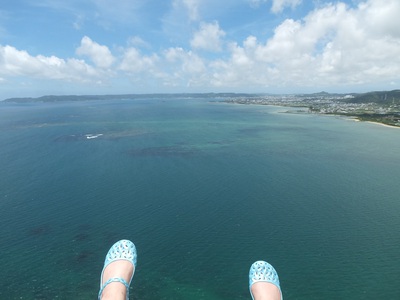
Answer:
[222,100,400,129]
[272,105,400,129]
[315,113,400,129]
[366,121,400,129]
[344,115,399,128]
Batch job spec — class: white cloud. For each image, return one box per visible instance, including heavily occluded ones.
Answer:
[190,21,226,51]
[358,0,400,38]
[162,47,207,87]
[164,47,186,62]
[2,0,400,94]
[0,45,102,82]
[119,47,159,74]
[124,0,400,90]
[271,0,302,14]
[208,1,400,89]
[76,36,115,68]
[165,47,205,73]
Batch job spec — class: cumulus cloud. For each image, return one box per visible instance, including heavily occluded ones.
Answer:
[76,36,115,68]
[116,46,207,88]
[358,0,400,38]
[165,47,205,73]
[119,47,159,74]
[0,44,102,82]
[162,47,207,87]
[209,0,400,89]
[190,21,226,51]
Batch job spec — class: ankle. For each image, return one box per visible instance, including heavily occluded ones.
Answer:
[100,281,127,300]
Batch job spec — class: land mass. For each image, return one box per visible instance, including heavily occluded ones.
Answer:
[3,90,400,127]
[223,90,400,127]
[2,93,252,103]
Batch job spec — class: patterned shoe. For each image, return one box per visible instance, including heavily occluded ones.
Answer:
[249,260,282,300]
[98,239,137,300]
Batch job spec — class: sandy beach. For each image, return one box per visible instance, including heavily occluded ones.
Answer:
[367,121,400,129]
[341,116,399,129]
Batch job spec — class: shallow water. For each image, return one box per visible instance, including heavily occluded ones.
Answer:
[0,98,399,299]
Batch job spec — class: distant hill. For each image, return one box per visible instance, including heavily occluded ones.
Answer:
[3,90,400,104]
[344,90,400,104]
[296,91,349,97]
[2,93,258,103]
[3,95,107,103]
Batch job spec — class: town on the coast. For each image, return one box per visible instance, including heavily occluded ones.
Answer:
[223,90,400,127]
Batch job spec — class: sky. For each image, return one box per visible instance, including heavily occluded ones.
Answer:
[1,0,400,98]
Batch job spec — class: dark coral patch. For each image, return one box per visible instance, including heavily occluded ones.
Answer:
[28,224,51,236]
[126,146,198,157]
[75,250,94,263]
[74,232,90,242]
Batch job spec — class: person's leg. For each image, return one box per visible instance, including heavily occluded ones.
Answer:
[249,261,282,300]
[98,240,137,300]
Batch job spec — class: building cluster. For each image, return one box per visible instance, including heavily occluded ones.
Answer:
[224,94,400,126]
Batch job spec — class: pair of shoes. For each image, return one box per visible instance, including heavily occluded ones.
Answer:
[249,260,282,300]
[98,240,137,300]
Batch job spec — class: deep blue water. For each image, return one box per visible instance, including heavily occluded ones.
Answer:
[0,98,399,299]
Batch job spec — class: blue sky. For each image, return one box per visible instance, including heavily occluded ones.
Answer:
[1,0,399,98]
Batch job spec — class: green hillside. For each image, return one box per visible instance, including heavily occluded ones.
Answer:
[345,90,400,104]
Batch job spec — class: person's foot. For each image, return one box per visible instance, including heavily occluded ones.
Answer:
[98,240,137,300]
[249,260,282,300]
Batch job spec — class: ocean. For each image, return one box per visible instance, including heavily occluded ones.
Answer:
[0,97,399,299]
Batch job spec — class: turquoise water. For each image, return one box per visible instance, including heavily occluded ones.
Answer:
[0,98,399,299]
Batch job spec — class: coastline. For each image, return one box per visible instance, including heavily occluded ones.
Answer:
[343,115,399,128]
[220,94,400,130]
[239,102,400,129]
[366,121,400,129]
[315,113,400,129]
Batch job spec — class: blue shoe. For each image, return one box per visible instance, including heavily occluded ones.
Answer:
[249,260,282,300]
[98,239,137,300]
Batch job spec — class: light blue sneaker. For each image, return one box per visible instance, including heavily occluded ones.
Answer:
[249,260,282,300]
[98,239,137,300]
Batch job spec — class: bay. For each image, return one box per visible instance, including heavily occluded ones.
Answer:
[0,98,399,299]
